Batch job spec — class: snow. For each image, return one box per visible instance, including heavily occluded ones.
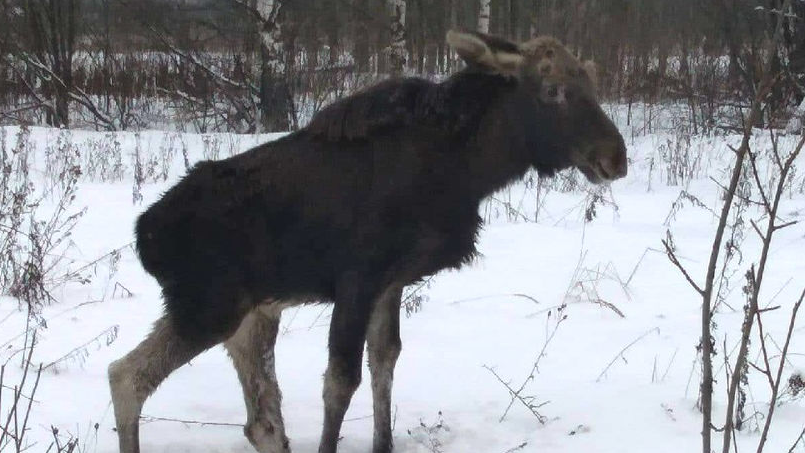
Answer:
[1,121,804,453]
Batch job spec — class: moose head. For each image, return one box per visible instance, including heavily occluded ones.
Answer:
[447,30,627,183]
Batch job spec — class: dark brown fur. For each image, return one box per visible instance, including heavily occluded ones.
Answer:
[136,70,579,340]
[112,31,627,453]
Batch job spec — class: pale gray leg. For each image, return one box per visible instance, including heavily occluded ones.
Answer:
[367,286,403,453]
[108,316,217,453]
[225,305,290,453]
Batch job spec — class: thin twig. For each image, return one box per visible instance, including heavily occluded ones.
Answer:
[485,308,567,423]
[483,365,549,424]
[789,425,805,453]
[756,289,803,453]
[43,326,119,371]
[502,441,529,453]
[662,239,704,295]
[139,414,243,428]
[596,327,660,382]
[447,293,541,306]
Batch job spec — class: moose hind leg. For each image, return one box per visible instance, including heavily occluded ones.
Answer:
[225,305,290,453]
[108,315,221,453]
[319,276,376,453]
[367,286,402,453]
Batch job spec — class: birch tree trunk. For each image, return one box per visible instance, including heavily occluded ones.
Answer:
[388,0,407,76]
[255,0,291,132]
[478,0,491,34]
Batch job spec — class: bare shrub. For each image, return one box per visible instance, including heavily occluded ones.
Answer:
[401,277,432,317]
[0,127,35,300]
[663,190,718,226]
[131,133,144,205]
[562,257,627,318]
[13,170,86,306]
[484,304,567,424]
[0,308,101,453]
[658,131,706,186]
[407,411,450,453]
[662,10,805,449]
[201,134,222,161]
[47,426,79,453]
[43,326,119,374]
[482,189,533,223]
[0,327,42,452]
[581,185,620,223]
[82,133,125,183]
[0,126,86,312]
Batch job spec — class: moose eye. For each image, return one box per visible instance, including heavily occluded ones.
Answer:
[538,82,566,104]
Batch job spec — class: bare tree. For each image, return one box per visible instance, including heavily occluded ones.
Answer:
[662,2,796,451]
[720,127,805,453]
[2,0,803,131]
[478,0,491,33]
[255,0,292,131]
[388,0,407,76]
[22,0,78,127]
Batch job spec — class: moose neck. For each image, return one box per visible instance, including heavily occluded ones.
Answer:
[440,71,559,201]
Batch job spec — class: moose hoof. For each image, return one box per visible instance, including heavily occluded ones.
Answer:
[244,422,289,453]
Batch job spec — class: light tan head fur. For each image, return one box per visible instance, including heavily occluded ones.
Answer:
[446,30,598,96]
[446,30,524,76]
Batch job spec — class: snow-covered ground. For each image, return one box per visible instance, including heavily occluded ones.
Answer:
[1,121,804,453]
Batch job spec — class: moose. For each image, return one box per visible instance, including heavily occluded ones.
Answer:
[109,30,627,453]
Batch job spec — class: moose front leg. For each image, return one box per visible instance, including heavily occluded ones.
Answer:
[319,274,376,453]
[367,286,402,453]
[225,305,290,453]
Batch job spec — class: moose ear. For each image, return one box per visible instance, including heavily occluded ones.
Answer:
[446,30,523,75]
